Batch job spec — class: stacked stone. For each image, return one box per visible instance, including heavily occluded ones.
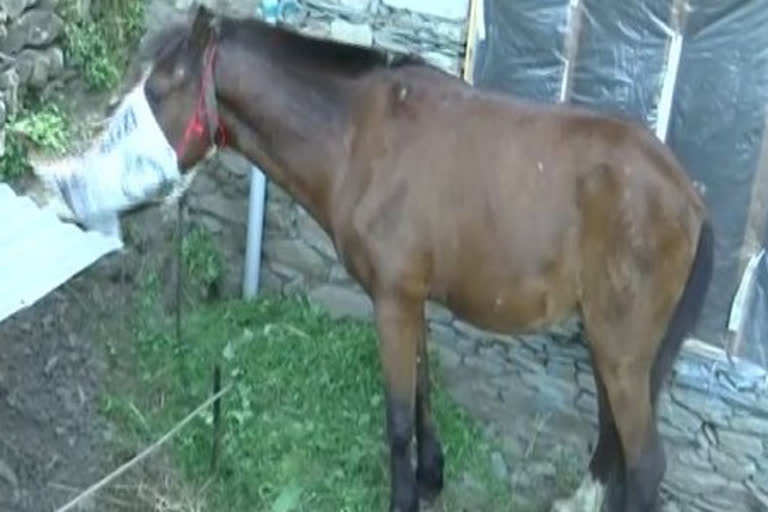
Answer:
[424,317,768,511]
[0,0,67,156]
[295,0,469,74]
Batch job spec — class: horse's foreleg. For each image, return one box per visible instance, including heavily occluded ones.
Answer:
[415,329,444,501]
[374,294,423,512]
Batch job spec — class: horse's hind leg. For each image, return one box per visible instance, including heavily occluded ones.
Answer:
[583,312,664,512]
[415,328,445,501]
[588,219,713,512]
[580,251,707,512]
[588,367,626,509]
[550,363,623,512]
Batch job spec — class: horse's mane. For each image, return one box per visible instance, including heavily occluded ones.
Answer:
[231,17,426,75]
[138,21,189,64]
[138,13,426,77]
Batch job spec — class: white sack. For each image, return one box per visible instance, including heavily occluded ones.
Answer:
[33,77,181,238]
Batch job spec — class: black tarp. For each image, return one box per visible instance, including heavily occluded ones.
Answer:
[471,0,768,367]
[472,0,568,102]
[743,251,768,365]
[569,0,672,128]
[666,0,768,357]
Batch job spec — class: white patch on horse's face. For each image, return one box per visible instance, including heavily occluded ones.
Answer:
[550,474,605,512]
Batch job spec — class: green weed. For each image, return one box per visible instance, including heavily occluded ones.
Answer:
[0,103,70,181]
[7,103,70,154]
[59,0,145,92]
[182,224,223,295]
[0,136,32,182]
[0,1,146,181]
[116,295,509,511]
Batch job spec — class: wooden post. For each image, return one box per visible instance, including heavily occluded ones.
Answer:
[210,363,223,474]
[740,106,768,273]
[558,0,584,103]
[462,0,481,84]
[653,0,688,142]
[729,106,768,356]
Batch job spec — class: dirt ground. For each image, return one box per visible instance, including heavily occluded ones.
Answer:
[0,205,194,512]
[0,71,179,511]
[1,255,123,511]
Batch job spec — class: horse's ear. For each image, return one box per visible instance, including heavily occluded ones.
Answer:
[188,4,217,56]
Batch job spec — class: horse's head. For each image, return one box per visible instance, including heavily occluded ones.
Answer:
[143,4,226,172]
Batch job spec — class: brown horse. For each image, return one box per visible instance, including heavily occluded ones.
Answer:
[139,5,714,512]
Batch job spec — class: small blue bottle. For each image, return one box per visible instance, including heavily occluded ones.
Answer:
[261,0,279,24]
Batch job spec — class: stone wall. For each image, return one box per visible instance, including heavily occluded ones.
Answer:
[0,0,67,156]
[145,1,768,510]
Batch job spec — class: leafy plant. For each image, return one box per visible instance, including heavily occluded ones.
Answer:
[0,1,146,181]
[59,0,146,91]
[0,136,32,182]
[0,104,71,181]
[8,103,70,154]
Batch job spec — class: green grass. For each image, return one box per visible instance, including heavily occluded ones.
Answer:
[113,293,510,511]
[181,224,224,299]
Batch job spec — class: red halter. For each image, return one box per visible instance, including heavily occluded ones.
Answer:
[174,40,228,160]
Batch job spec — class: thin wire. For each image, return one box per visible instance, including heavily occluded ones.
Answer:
[176,195,184,347]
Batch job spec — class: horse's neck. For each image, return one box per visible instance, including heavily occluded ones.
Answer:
[215,40,356,230]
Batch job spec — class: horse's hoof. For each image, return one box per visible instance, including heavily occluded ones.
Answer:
[549,473,607,512]
[417,478,442,504]
[390,500,419,512]
[416,444,444,502]
[391,483,420,512]
[549,498,571,512]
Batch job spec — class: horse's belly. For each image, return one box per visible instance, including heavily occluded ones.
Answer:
[436,269,579,337]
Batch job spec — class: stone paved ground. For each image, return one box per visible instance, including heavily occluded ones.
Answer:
[419,317,768,512]
[426,329,594,512]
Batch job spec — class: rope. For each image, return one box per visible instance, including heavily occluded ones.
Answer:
[55,384,232,512]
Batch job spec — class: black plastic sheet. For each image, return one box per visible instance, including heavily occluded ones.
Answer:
[569,0,672,127]
[666,0,768,358]
[742,251,768,365]
[472,0,569,103]
[471,0,768,367]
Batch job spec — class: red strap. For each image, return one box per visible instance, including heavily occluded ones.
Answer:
[174,42,227,159]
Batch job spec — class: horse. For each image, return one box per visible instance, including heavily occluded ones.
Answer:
[138,5,714,512]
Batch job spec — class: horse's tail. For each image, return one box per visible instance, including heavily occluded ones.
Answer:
[650,216,715,402]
